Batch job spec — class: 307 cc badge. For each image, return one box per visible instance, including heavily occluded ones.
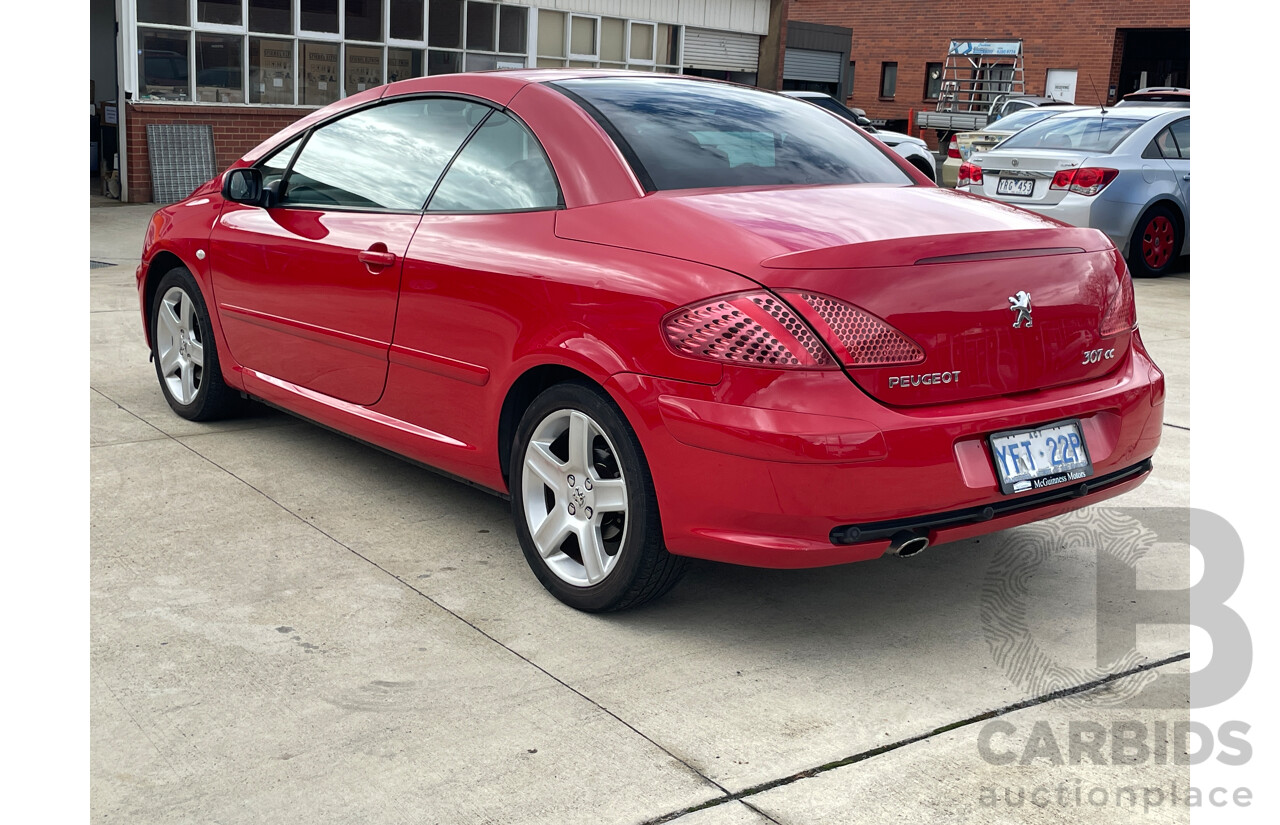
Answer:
[988,418,1094,495]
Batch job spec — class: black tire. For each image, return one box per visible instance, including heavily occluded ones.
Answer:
[509,382,686,612]
[909,157,936,182]
[150,267,244,421]
[1127,204,1182,278]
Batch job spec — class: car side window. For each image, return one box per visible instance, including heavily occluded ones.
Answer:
[1168,118,1190,159]
[427,111,560,212]
[282,98,492,211]
[1150,126,1180,159]
[258,138,301,189]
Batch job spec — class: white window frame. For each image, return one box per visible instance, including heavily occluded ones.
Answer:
[626,20,656,66]
[298,0,343,41]
[567,14,601,62]
[386,0,426,47]
[343,0,386,44]
[300,39,344,104]
[464,0,499,53]
[248,34,298,105]
[194,0,248,34]
[126,1,540,107]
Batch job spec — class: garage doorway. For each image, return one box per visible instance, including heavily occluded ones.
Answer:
[1117,29,1190,95]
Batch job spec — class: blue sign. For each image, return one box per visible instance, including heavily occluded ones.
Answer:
[949,41,1022,57]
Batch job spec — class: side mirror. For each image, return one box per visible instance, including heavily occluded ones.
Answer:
[223,167,264,205]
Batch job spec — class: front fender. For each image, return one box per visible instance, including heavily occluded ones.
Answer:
[136,196,242,388]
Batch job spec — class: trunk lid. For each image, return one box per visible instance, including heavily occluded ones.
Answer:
[555,185,1129,405]
[759,245,1132,406]
[970,148,1088,206]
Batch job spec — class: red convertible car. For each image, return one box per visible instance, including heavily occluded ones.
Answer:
[138,71,1164,611]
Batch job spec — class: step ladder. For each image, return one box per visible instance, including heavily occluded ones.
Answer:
[937,40,1025,114]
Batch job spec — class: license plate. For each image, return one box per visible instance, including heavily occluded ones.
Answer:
[997,177,1035,197]
[989,419,1093,494]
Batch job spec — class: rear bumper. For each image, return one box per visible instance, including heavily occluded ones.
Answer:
[606,338,1164,568]
[940,157,960,188]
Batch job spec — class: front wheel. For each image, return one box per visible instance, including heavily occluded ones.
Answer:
[510,382,686,612]
[1127,205,1182,278]
[150,267,243,420]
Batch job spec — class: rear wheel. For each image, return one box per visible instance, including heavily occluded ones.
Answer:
[150,267,243,420]
[1128,205,1181,278]
[510,382,686,612]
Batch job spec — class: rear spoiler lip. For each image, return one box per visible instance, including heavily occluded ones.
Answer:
[914,246,1085,265]
[760,227,1113,270]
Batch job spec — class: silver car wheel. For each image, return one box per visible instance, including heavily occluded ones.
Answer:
[521,408,629,587]
[156,285,205,406]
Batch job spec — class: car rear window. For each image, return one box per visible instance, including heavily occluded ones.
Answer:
[551,77,912,191]
[986,107,1068,132]
[998,116,1146,154]
[1115,95,1190,108]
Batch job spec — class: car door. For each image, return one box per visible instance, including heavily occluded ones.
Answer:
[1151,116,1190,251]
[208,97,492,405]
[1165,116,1190,203]
[380,109,562,459]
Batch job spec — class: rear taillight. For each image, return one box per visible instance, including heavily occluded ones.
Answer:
[958,162,983,187]
[779,291,925,368]
[1099,270,1137,337]
[1050,167,1119,197]
[663,292,836,369]
[947,136,960,159]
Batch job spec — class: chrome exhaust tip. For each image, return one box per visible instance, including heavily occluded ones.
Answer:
[887,530,930,558]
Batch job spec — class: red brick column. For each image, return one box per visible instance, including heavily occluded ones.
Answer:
[125,104,314,203]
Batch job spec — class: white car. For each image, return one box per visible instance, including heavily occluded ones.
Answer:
[781,91,938,182]
[957,106,1190,277]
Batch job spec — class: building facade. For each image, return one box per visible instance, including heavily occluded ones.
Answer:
[91,0,775,201]
[88,1,1192,200]
[788,0,1190,145]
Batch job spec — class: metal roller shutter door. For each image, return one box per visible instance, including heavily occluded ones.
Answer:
[783,48,842,83]
[683,27,761,73]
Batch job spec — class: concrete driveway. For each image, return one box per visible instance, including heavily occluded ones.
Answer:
[91,199,1192,824]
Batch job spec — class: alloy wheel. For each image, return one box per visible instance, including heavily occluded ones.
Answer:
[1141,215,1175,270]
[520,408,629,587]
[156,286,205,406]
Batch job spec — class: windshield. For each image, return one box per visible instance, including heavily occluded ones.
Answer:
[986,107,1071,132]
[551,77,912,191]
[998,115,1146,154]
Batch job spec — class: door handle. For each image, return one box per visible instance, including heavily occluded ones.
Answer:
[1182,174,1191,181]
[358,246,397,271]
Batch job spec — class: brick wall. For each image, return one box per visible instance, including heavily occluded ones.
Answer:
[788,0,1190,147]
[125,104,313,203]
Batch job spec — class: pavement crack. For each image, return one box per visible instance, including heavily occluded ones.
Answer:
[737,800,784,824]
[1163,422,1189,431]
[641,651,1190,825]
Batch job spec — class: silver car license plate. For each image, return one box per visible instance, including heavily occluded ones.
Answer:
[989,419,1093,494]
[996,177,1035,197]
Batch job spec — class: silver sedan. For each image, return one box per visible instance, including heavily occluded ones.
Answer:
[956,106,1189,277]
